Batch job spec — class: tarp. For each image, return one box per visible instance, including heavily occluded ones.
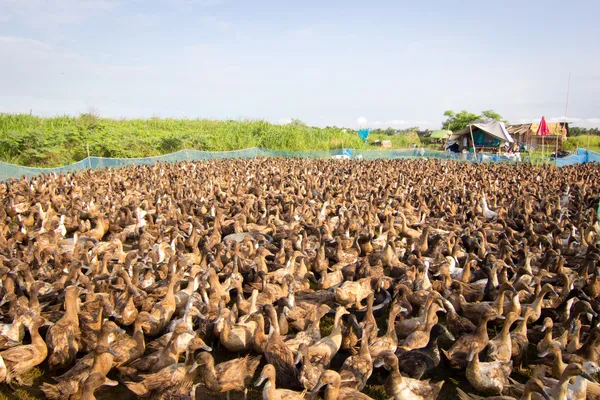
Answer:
[358,129,370,141]
[450,120,514,144]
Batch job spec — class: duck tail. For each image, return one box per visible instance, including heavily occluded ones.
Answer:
[39,383,62,400]
[247,355,262,376]
[455,387,474,400]
[124,380,148,396]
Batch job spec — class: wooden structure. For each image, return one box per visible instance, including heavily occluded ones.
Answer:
[506,122,569,151]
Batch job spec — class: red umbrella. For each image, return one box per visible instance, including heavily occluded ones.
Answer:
[536,116,551,136]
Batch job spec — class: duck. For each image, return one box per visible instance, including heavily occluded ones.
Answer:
[375,350,443,400]
[0,316,48,384]
[263,304,302,389]
[510,308,534,369]
[456,376,550,400]
[126,323,205,374]
[464,345,512,395]
[193,351,262,399]
[486,311,522,363]
[40,320,125,399]
[521,283,556,323]
[339,323,374,390]
[307,306,349,367]
[79,372,119,400]
[369,302,403,359]
[80,372,119,400]
[254,364,305,400]
[442,308,500,369]
[124,338,202,398]
[312,369,374,400]
[397,323,454,380]
[45,285,82,370]
[334,276,373,309]
[295,343,325,391]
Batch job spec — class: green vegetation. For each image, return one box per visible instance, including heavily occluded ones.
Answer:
[565,135,600,152]
[0,113,373,167]
[2,113,597,168]
[442,109,505,132]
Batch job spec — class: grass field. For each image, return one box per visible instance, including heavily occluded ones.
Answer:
[1,113,597,168]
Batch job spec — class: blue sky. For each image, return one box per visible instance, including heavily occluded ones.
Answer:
[1,0,599,129]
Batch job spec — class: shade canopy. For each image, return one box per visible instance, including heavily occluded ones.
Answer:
[449,120,514,144]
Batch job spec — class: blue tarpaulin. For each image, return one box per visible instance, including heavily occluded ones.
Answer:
[358,129,370,142]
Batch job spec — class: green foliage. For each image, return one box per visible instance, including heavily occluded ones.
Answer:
[567,135,600,152]
[569,126,600,137]
[0,114,372,167]
[442,109,505,131]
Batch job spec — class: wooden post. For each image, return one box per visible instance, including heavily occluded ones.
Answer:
[469,124,477,160]
[86,142,92,169]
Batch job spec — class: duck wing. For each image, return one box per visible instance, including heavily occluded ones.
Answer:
[52,352,94,381]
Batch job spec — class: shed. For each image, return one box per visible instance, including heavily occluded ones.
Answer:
[447,120,514,153]
[506,122,569,151]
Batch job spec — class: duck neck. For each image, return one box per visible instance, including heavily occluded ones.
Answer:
[514,314,529,337]
[493,290,507,313]
[199,358,218,390]
[324,378,341,400]
[475,317,491,342]
[500,317,517,339]
[552,349,566,378]
[557,372,573,399]
[254,316,267,351]
[64,293,79,320]
[385,308,400,341]
[30,323,45,350]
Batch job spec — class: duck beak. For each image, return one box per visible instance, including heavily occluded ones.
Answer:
[200,344,212,352]
[374,359,385,368]
[114,327,126,335]
[254,373,267,387]
[538,389,551,400]
[189,362,200,373]
[587,313,595,322]
[538,349,550,358]
[102,377,119,387]
[294,351,302,365]
[311,381,325,393]
[107,348,120,357]
[43,320,55,327]
[582,372,597,383]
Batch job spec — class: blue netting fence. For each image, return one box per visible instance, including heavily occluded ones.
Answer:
[1,147,599,181]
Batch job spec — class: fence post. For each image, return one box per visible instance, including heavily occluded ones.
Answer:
[86,142,92,169]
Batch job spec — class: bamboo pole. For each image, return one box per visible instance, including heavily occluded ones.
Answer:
[469,124,477,160]
[564,72,571,147]
[86,142,92,169]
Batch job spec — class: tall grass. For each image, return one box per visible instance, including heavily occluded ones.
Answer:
[0,114,373,167]
[565,135,600,152]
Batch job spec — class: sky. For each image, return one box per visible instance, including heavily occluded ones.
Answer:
[1,0,599,130]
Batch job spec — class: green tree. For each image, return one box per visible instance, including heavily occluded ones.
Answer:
[442,109,504,131]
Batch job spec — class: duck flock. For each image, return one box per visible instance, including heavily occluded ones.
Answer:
[0,158,600,400]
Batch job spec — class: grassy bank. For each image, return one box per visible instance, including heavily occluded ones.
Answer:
[3,114,414,167]
[565,135,600,152]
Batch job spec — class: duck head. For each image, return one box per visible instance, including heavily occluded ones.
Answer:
[254,364,276,387]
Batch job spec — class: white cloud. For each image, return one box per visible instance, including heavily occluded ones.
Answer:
[277,118,292,125]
